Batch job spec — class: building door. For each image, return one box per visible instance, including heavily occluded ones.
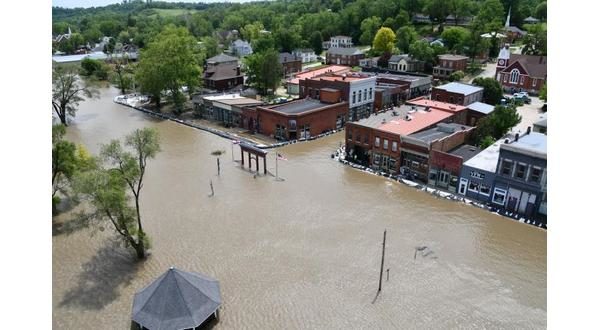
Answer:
[458,178,468,195]
[507,188,521,212]
[518,192,530,214]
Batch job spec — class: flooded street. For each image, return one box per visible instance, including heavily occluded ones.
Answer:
[53,87,546,329]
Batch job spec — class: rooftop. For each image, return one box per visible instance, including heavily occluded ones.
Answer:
[533,113,547,128]
[449,144,482,162]
[501,132,547,158]
[316,73,375,82]
[434,82,483,95]
[504,54,547,78]
[467,102,496,115]
[438,54,469,61]
[288,65,351,85]
[207,53,239,64]
[352,105,453,136]
[204,63,242,81]
[406,97,467,113]
[279,52,301,63]
[463,139,504,173]
[264,98,343,115]
[409,123,473,143]
[327,47,364,56]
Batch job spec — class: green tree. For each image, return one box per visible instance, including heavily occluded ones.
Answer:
[440,27,469,52]
[472,104,522,146]
[274,27,301,53]
[372,27,396,56]
[112,56,135,94]
[409,40,435,64]
[310,31,323,55]
[52,125,77,202]
[252,33,276,53]
[424,0,450,25]
[244,49,283,95]
[359,16,382,46]
[52,66,97,126]
[522,23,547,55]
[535,1,547,20]
[476,0,505,32]
[396,26,418,53]
[447,0,473,26]
[479,135,496,149]
[58,33,85,54]
[74,127,161,260]
[539,82,547,102]
[200,36,219,58]
[80,58,109,80]
[240,22,265,42]
[449,70,465,82]
[472,77,503,104]
[135,25,202,112]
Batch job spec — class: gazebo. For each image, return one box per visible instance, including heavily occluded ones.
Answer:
[132,267,222,330]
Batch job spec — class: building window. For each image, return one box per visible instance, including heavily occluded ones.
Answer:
[348,130,353,140]
[532,78,537,87]
[392,141,398,152]
[529,167,542,183]
[501,159,513,176]
[515,163,527,179]
[458,178,468,195]
[480,184,491,196]
[468,180,479,193]
[510,69,520,84]
[503,74,507,83]
[353,91,356,104]
[520,76,525,85]
[369,88,373,100]
[364,89,367,101]
[383,139,388,150]
[492,188,507,205]
[359,90,362,102]
[356,133,361,143]
[363,135,369,144]
[375,137,380,147]
[449,96,454,104]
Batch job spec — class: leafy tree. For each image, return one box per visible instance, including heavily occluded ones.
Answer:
[409,40,435,64]
[58,33,85,54]
[396,26,418,53]
[522,23,546,55]
[472,77,503,104]
[359,16,382,46]
[52,125,77,201]
[377,52,392,68]
[135,25,202,112]
[539,82,547,102]
[200,36,220,59]
[372,27,396,56]
[52,66,97,126]
[535,1,547,20]
[472,104,522,146]
[401,0,424,18]
[83,27,103,44]
[80,58,109,80]
[393,10,411,30]
[274,27,301,53]
[310,31,323,55]
[112,56,134,94]
[476,0,505,32]
[449,70,465,82]
[479,135,496,149]
[240,21,265,42]
[252,33,276,53]
[440,27,469,52]
[74,127,161,260]
[244,49,283,95]
[424,0,450,25]
[447,0,474,26]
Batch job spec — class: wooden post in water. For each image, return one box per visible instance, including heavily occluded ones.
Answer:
[378,229,387,292]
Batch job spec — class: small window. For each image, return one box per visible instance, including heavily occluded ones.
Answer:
[375,137,380,147]
[348,130,353,140]
[532,78,537,87]
[520,76,525,85]
[352,91,356,104]
[501,160,513,176]
[480,184,491,196]
[383,139,388,150]
[515,163,527,179]
[503,74,508,83]
[392,141,398,152]
[492,188,507,205]
[363,135,368,144]
[369,88,373,100]
[468,181,480,193]
[530,167,542,183]
[359,90,362,102]
[355,133,361,143]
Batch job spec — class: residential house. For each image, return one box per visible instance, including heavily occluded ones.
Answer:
[230,39,253,57]
[504,26,528,43]
[388,54,424,73]
[524,16,540,24]
[359,57,380,69]
[279,52,302,78]
[444,15,474,26]
[495,45,547,94]
[203,62,244,91]
[433,54,469,80]
[326,47,365,67]
[431,82,484,106]
[206,53,239,67]
[412,14,432,24]
[292,49,318,63]
[322,36,353,50]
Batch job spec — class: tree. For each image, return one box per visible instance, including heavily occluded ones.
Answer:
[74,128,161,260]
[409,40,435,64]
[449,70,465,82]
[252,33,276,53]
[539,82,547,102]
[240,21,265,42]
[440,27,469,52]
[211,150,226,176]
[424,0,450,26]
[53,125,77,202]
[535,1,547,20]
[359,16,382,46]
[472,104,522,147]
[200,36,219,59]
[522,23,547,55]
[447,0,473,26]
[472,77,503,104]
[52,66,96,126]
[372,27,396,56]
[80,58,109,80]
[135,25,202,112]
[274,27,301,53]
[310,31,323,55]
[244,49,283,95]
[476,0,505,32]
[396,26,418,53]
[112,56,134,94]
[377,52,392,68]
[479,135,496,149]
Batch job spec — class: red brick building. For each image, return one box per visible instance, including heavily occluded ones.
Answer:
[326,47,365,67]
[405,97,469,125]
[427,144,481,192]
[431,82,484,106]
[203,63,244,91]
[495,45,547,94]
[279,52,302,78]
[433,54,469,80]
[251,94,348,140]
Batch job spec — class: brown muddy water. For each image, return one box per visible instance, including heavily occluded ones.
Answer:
[53,87,546,329]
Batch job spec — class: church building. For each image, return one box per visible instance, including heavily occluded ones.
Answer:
[495,45,547,95]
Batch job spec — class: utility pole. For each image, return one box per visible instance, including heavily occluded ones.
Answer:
[378,229,387,293]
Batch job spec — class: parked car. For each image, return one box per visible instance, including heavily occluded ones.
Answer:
[512,92,531,104]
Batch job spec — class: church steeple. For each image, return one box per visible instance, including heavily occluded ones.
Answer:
[505,6,511,28]
[496,44,511,81]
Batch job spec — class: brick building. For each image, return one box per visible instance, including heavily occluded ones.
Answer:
[279,52,302,78]
[431,82,484,106]
[433,54,469,80]
[203,54,243,91]
[326,47,365,66]
[286,65,351,95]
[252,96,348,140]
[495,45,547,94]
[193,93,263,127]
[405,97,469,125]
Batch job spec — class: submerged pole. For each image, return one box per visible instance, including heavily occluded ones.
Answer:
[378,229,387,292]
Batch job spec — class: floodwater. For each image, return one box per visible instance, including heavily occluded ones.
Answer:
[53,87,546,329]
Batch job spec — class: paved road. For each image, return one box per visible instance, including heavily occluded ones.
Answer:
[509,96,546,135]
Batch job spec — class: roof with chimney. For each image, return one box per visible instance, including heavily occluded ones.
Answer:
[502,54,547,78]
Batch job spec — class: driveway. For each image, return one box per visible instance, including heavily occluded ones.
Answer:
[508,95,546,135]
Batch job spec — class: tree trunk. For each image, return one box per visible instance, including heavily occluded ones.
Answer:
[133,239,146,259]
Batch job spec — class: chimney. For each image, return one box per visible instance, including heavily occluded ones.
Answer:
[515,133,520,142]
[505,139,510,144]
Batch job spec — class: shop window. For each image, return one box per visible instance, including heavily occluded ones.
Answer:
[369,88,373,100]
[529,167,542,183]
[359,90,362,102]
[480,184,491,196]
[449,176,458,189]
[501,160,513,176]
[492,188,507,205]
[458,178,468,195]
[468,181,480,193]
[439,171,449,184]
[383,139,388,150]
[375,137,380,147]
[515,163,527,179]
[429,170,438,183]
[392,141,398,152]
[373,153,381,165]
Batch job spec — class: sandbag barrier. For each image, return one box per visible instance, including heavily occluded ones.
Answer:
[332,145,547,230]
[114,96,343,150]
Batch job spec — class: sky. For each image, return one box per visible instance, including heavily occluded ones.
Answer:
[52,0,252,9]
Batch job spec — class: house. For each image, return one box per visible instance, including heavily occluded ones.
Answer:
[444,15,474,26]
[322,35,353,49]
[431,82,484,106]
[532,113,547,134]
[388,54,424,73]
[326,47,365,67]
[359,57,380,69]
[367,73,432,99]
[299,72,376,121]
[292,49,318,63]
[192,93,264,127]
[285,65,351,95]
[230,39,253,57]
[504,26,528,43]
[466,102,496,126]
[523,16,540,24]
[206,53,239,66]
[412,14,432,24]
[495,45,547,94]
[345,103,474,178]
[203,62,244,91]
[433,54,469,80]
[251,97,348,140]
[458,139,503,203]
[279,52,302,78]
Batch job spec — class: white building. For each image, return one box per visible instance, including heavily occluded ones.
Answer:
[231,39,253,57]
[347,75,377,121]
[322,35,353,49]
[292,49,318,63]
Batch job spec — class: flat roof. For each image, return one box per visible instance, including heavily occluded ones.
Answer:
[463,139,504,173]
[438,54,469,60]
[449,144,482,162]
[435,82,483,95]
[409,123,472,143]
[317,75,368,82]
[502,132,547,156]
[214,98,263,106]
[533,113,547,128]
[266,98,340,115]
[288,65,351,85]
[467,102,495,115]
[406,97,467,113]
[352,105,453,136]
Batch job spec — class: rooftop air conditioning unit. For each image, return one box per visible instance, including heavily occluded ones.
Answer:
[425,106,431,112]
[405,115,412,121]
